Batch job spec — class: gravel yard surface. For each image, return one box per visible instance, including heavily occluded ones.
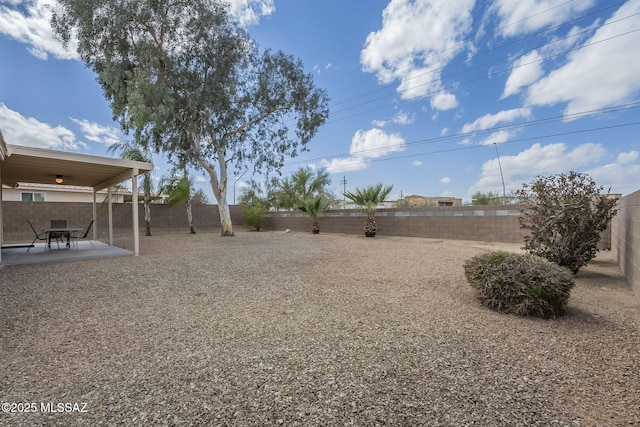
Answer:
[1,229,639,426]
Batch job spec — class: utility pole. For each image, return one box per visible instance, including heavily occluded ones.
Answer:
[493,142,507,204]
[340,175,347,208]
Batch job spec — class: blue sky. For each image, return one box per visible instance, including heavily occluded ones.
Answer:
[1,0,639,204]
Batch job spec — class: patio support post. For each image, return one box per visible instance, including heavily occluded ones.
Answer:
[0,167,3,263]
[132,171,140,255]
[92,190,97,241]
[108,186,113,246]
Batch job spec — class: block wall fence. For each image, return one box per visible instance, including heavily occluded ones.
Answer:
[2,195,636,303]
[263,206,528,243]
[611,189,640,303]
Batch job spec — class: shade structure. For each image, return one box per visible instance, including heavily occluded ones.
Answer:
[0,133,154,263]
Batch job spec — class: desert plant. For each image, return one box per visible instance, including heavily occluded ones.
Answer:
[243,203,267,231]
[464,251,575,318]
[297,195,329,234]
[344,183,393,237]
[515,171,618,274]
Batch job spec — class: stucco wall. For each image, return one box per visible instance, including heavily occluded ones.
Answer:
[611,190,640,303]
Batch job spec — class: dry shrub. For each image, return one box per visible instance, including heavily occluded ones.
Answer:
[464,251,575,318]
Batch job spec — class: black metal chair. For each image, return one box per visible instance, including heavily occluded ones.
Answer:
[26,220,47,252]
[70,220,96,249]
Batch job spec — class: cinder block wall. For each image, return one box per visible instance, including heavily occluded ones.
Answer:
[611,190,640,303]
[264,206,528,243]
[2,201,243,241]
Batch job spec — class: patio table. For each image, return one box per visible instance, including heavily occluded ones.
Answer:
[45,227,83,249]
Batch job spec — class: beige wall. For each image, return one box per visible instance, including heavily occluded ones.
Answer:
[2,185,123,203]
[611,190,640,303]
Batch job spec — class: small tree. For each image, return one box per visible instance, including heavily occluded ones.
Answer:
[108,141,154,236]
[160,170,198,234]
[239,179,272,231]
[344,184,393,237]
[515,171,618,274]
[297,196,329,234]
[471,191,503,205]
[242,202,267,231]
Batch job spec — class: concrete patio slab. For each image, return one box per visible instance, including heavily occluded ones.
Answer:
[0,240,133,267]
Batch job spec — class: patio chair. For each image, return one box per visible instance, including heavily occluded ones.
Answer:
[26,220,47,252]
[70,220,96,249]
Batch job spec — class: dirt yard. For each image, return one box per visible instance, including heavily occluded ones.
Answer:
[1,229,638,426]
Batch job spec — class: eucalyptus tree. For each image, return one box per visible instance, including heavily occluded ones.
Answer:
[52,0,330,236]
[108,141,154,236]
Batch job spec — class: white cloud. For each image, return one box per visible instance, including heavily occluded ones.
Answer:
[361,0,474,101]
[350,128,406,158]
[430,92,458,111]
[321,156,369,174]
[495,0,596,37]
[439,176,451,184]
[412,160,423,167]
[372,110,415,128]
[321,128,406,174]
[0,0,77,60]
[0,0,273,60]
[462,108,532,133]
[227,0,275,27]
[501,50,543,98]
[525,1,640,117]
[0,103,85,150]
[469,142,607,195]
[478,130,515,146]
[586,161,640,196]
[617,150,639,164]
[70,118,121,146]
[392,110,415,125]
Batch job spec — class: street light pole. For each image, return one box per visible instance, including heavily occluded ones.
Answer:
[494,142,507,204]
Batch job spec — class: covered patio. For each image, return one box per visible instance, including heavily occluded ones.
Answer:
[0,131,153,266]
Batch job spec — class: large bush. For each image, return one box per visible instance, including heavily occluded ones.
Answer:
[515,171,618,274]
[464,251,575,318]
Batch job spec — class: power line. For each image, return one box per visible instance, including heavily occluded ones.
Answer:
[326,17,640,124]
[279,120,640,174]
[284,102,640,166]
[328,2,627,109]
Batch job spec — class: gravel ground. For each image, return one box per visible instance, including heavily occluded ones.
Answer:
[1,229,639,426]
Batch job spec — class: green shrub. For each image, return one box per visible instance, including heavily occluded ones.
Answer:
[243,205,267,231]
[463,251,575,318]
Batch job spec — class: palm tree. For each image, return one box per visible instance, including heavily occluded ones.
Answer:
[108,141,154,236]
[344,183,393,237]
[297,195,329,234]
[160,169,197,234]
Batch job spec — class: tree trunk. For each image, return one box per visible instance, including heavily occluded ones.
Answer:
[196,148,234,236]
[144,197,152,236]
[218,197,233,236]
[186,199,196,234]
[364,215,376,237]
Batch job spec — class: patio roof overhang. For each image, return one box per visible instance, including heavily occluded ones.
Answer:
[0,144,152,191]
[0,132,154,263]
